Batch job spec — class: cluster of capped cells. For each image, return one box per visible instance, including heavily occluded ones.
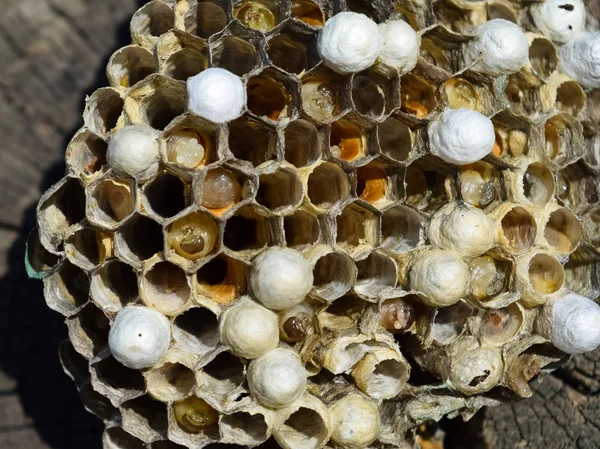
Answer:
[26,0,600,448]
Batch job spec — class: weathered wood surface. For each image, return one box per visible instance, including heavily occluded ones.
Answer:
[0,0,599,448]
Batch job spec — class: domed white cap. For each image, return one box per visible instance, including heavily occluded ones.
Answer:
[109,306,171,369]
[531,0,586,43]
[428,108,495,165]
[250,247,313,310]
[317,12,382,74]
[560,32,600,89]
[378,20,419,74]
[552,293,600,354]
[107,125,160,181]
[465,19,529,76]
[187,68,246,123]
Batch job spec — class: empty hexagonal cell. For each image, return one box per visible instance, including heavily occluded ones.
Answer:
[317,294,369,330]
[103,427,147,449]
[184,0,229,38]
[330,117,370,162]
[378,115,414,163]
[116,215,164,266]
[354,252,398,299]
[312,251,357,301]
[228,117,276,166]
[291,0,326,26]
[87,176,136,230]
[196,254,247,304]
[91,260,139,312]
[246,70,297,121]
[556,160,599,215]
[65,227,111,271]
[336,202,378,253]
[37,177,86,252]
[145,360,196,403]
[126,76,186,131]
[544,114,585,166]
[267,25,319,74]
[107,45,157,89]
[25,227,59,279]
[143,173,189,219]
[552,77,586,117]
[121,395,169,443]
[404,162,457,211]
[233,0,282,33]
[223,205,272,253]
[459,162,498,208]
[220,410,270,446]
[273,400,330,449]
[256,167,303,212]
[66,129,108,179]
[487,0,518,21]
[284,119,322,167]
[79,382,120,422]
[284,210,320,249]
[564,250,600,298]
[130,1,175,48]
[497,205,537,254]
[158,32,209,81]
[59,340,90,387]
[199,351,245,396]
[92,356,146,405]
[200,167,244,216]
[306,162,350,210]
[431,302,472,345]
[356,163,389,205]
[381,205,423,253]
[66,303,110,359]
[543,207,582,254]
[352,69,400,120]
[528,37,558,81]
[166,211,220,263]
[527,252,565,296]
[141,261,191,315]
[173,307,219,354]
[520,162,554,207]
[301,68,344,123]
[211,24,262,76]
[43,260,89,316]
[400,74,437,118]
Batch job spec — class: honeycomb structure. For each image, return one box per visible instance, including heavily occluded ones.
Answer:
[26,0,600,448]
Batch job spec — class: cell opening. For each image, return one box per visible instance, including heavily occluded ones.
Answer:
[167,212,219,261]
[500,206,536,252]
[336,204,377,250]
[268,32,316,74]
[246,74,291,121]
[66,130,108,177]
[26,228,59,276]
[284,211,320,250]
[94,357,146,392]
[141,87,185,130]
[223,207,271,251]
[92,178,135,225]
[431,302,471,345]
[40,178,86,239]
[469,255,510,300]
[196,255,247,304]
[53,262,90,309]
[352,75,386,119]
[131,1,175,39]
[301,75,340,122]
[173,307,219,354]
[65,228,108,270]
[221,412,269,445]
[228,118,275,166]
[420,38,452,72]
[480,303,523,345]
[69,303,111,356]
[330,119,365,162]
[378,116,412,162]
[528,253,564,294]
[522,162,554,206]
[555,80,586,117]
[355,252,397,298]
[544,208,582,253]
[318,295,368,330]
[108,46,157,88]
[307,163,350,209]
[212,36,258,77]
[257,170,303,212]
[291,0,325,26]
[381,205,422,253]
[401,74,436,118]
[202,352,245,393]
[201,168,243,214]
[142,262,190,315]
[234,1,279,32]
[122,395,169,440]
[145,174,187,218]
[173,396,219,435]
[313,252,356,301]
[284,119,321,167]
[529,38,558,80]
[119,216,164,263]
[188,1,228,38]
[459,163,496,208]
[487,2,518,21]
[444,78,479,110]
[357,165,387,204]
[104,427,147,449]
[164,48,208,81]
[91,260,138,312]
[275,408,328,449]
[146,362,196,402]
[166,128,213,169]
[557,161,599,214]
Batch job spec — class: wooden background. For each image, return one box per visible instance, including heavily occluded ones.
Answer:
[1,0,599,448]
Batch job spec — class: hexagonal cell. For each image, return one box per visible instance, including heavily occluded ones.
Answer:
[169,395,220,445]
[306,162,351,210]
[378,115,415,163]
[166,211,220,263]
[256,167,303,212]
[346,0,393,21]
[121,395,169,443]
[312,251,357,301]
[91,260,139,312]
[143,173,189,219]
[195,254,247,304]
[223,205,272,253]
[267,24,319,74]
[291,0,326,26]
[356,163,389,205]
[284,210,320,249]
[491,117,529,158]
[553,78,586,117]
[107,45,157,89]
[92,356,146,405]
[527,253,565,296]
[442,77,479,111]
[336,202,379,254]
[381,205,423,253]
[25,227,59,279]
[478,303,523,346]
[431,302,472,345]
[103,427,147,449]
[284,119,322,167]
[199,167,245,217]
[233,0,284,33]
[400,73,437,118]
[419,36,452,72]
[220,410,270,447]
[352,69,400,120]
[528,36,558,81]
[330,116,371,163]
[141,261,191,315]
[317,294,369,330]
[211,23,262,77]
[157,32,209,81]
[66,129,108,179]
[404,160,457,212]
[301,67,345,123]
[37,177,86,252]
[556,160,599,215]
[130,0,175,48]
[79,382,120,422]
[505,74,537,117]
[228,117,276,166]
[126,75,186,131]
[543,207,582,254]
[86,176,136,230]
[59,340,89,387]
[65,227,111,271]
[564,249,600,298]
[354,252,397,299]
[116,215,164,266]
[520,161,555,207]
[173,307,219,354]
[543,114,585,166]
[487,0,518,22]
[198,351,246,397]
[433,0,486,33]
[43,260,89,316]
[458,162,499,208]
[246,69,297,122]
[184,0,229,39]
[66,303,110,359]
[145,360,196,403]
[468,254,513,302]
[165,118,218,170]
[497,205,537,254]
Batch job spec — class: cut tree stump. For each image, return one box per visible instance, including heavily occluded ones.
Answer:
[0,1,598,448]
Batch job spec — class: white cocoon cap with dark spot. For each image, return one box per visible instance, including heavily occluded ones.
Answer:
[531,0,586,43]
[552,293,600,354]
[428,108,495,165]
[187,68,246,123]
[108,306,171,369]
[560,32,600,89]
[107,125,160,181]
[317,12,382,74]
[378,20,419,74]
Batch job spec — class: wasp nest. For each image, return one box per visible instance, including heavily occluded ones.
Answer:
[27,0,600,448]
